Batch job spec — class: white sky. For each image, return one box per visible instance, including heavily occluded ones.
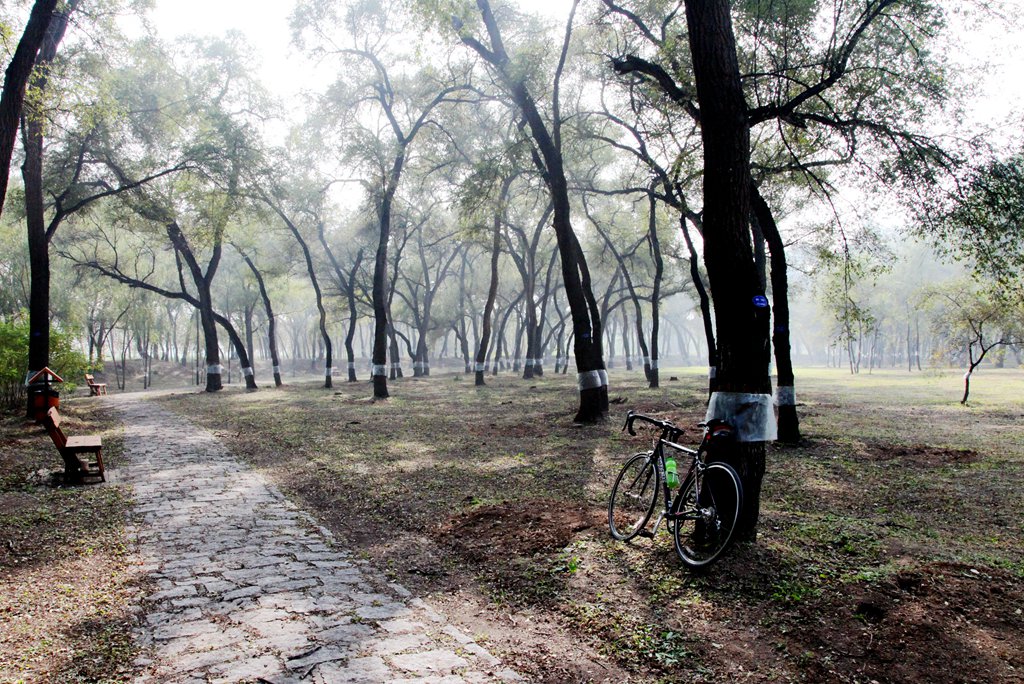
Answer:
[146,0,575,100]
[139,0,1023,239]
[144,0,1023,132]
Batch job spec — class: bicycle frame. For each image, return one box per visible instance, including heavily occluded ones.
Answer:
[645,429,710,536]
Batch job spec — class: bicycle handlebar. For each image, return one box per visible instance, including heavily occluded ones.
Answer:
[622,410,678,437]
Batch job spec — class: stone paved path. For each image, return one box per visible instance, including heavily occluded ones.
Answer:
[119,397,521,684]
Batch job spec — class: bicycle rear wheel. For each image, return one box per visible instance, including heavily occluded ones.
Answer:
[672,461,743,568]
[608,452,659,541]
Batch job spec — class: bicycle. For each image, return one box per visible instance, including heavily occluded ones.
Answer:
[608,410,744,569]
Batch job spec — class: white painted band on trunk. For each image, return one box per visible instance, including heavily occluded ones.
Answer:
[272,365,282,375]
[514,358,522,365]
[325,367,333,377]
[774,385,796,406]
[650,359,659,370]
[709,366,717,379]
[207,365,222,374]
[371,364,387,376]
[390,363,400,370]
[348,362,355,370]
[242,367,254,377]
[643,356,651,366]
[705,392,777,442]
[474,362,485,372]
[598,369,608,387]
[577,370,604,390]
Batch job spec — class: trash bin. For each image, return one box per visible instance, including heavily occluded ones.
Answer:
[27,383,59,422]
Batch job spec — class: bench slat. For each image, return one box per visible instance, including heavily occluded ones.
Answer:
[66,436,102,448]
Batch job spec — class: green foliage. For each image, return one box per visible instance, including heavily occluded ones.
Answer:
[926,152,1024,300]
[0,316,88,411]
[922,279,1023,369]
[770,578,820,604]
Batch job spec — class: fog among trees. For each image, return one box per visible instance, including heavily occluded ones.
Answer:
[2,0,1022,418]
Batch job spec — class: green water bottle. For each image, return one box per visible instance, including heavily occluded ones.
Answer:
[665,458,679,489]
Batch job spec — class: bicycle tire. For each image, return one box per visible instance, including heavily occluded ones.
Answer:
[672,461,743,568]
[608,452,659,541]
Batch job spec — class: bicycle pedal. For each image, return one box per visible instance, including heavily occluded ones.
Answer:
[637,529,654,539]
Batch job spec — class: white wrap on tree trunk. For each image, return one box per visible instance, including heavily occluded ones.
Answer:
[371,364,387,376]
[705,392,777,442]
[241,366,254,377]
[348,362,355,370]
[272,365,281,375]
[774,385,795,407]
[324,367,333,377]
[577,370,604,390]
[207,364,222,374]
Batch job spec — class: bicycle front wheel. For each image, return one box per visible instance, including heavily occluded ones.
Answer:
[672,461,743,568]
[608,452,659,541]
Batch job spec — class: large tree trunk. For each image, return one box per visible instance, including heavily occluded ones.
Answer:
[345,250,364,382]
[648,195,664,388]
[475,182,509,386]
[240,252,282,387]
[684,0,772,540]
[751,185,799,443]
[532,247,559,378]
[266,199,332,388]
[371,154,405,398]
[214,312,257,390]
[460,0,607,423]
[0,0,59,219]
[166,223,223,391]
[679,214,718,392]
[22,2,73,411]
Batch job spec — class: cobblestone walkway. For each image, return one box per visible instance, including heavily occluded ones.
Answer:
[120,398,521,684]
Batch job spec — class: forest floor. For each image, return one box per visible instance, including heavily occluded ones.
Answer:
[0,402,140,683]
[1,366,1023,682]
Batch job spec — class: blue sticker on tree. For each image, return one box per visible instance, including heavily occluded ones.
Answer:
[752,295,769,308]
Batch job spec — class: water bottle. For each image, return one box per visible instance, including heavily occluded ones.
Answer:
[665,458,679,489]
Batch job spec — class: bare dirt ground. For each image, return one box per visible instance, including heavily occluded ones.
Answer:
[2,367,1022,683]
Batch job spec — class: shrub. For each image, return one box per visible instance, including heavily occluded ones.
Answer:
[0,315,88,412]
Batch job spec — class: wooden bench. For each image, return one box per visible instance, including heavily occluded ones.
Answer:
[43,407,105,484]
[85,373,107,396]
